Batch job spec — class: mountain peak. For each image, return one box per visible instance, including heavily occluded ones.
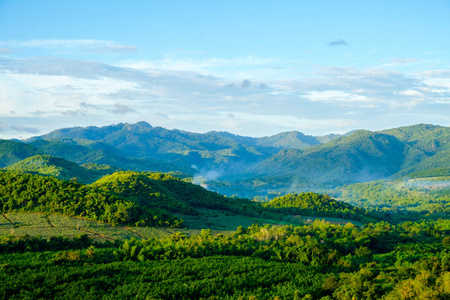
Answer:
[134,121,153,128]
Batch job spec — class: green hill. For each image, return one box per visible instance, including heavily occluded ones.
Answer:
[5,155,119,183]
[0,170,175,226]
[263,192,374,222]
[91,171,264,217]
[331,175,450,218]
[0,140,41,167]
[246,130,406,187]
[0,169,275,227]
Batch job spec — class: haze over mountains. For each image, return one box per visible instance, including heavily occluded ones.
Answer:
[1,121,450,197]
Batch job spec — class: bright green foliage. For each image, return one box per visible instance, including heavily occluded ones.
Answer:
[0,170,178,226]
[92,171,197,215]
[91,171,275,219]
[263,192,377,223]
[5,155,119,183]
[333,178,450,219]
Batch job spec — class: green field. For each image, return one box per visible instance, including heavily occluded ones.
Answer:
[0,211,364,242]
[0,212,251,240]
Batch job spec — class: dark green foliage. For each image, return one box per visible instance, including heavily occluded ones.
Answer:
[0,139,41,167]
[0,233,104,253]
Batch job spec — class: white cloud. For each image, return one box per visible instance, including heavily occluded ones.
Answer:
[398,90,424,97]
[1,56,449,139]
[0,39,137,53]
[122,56,278,71]
[424,78,450,89]
[305,90,368,104]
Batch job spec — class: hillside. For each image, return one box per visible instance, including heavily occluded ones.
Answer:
[383,124,450,175]
[90,171,285,222]
[5,155,119,183]
[224,124,450,196]
[0,169,280,227]
[331,174,450,218]
[244,130,406,187]
[0,140,42,167]
[28,138,187,173]
[4,122,448,198]
[263,192,375,222]
[24,122,337,176]
[0,170,166,226]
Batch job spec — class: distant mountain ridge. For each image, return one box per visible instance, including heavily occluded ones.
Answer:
[237,124,450,190]
[23,121,338,175]
[2,122,450,197]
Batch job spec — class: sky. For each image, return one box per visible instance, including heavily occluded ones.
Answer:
[0,0,449,139]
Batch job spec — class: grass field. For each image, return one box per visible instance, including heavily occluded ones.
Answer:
[0,211,362,241]
[0,212,237,241]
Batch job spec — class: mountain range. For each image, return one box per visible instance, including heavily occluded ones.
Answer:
[1,121,450,197]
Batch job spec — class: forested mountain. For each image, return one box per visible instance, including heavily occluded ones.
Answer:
[24,121,333,175]
[244,130,406,187]
[27,137,188,173]
[235,124,450,192]
[26,122,265,169]
[1,122,448,198]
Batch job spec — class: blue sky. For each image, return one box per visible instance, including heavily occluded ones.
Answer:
[1,0,449,138]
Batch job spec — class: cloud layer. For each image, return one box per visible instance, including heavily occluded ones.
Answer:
[0,53,449,139]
